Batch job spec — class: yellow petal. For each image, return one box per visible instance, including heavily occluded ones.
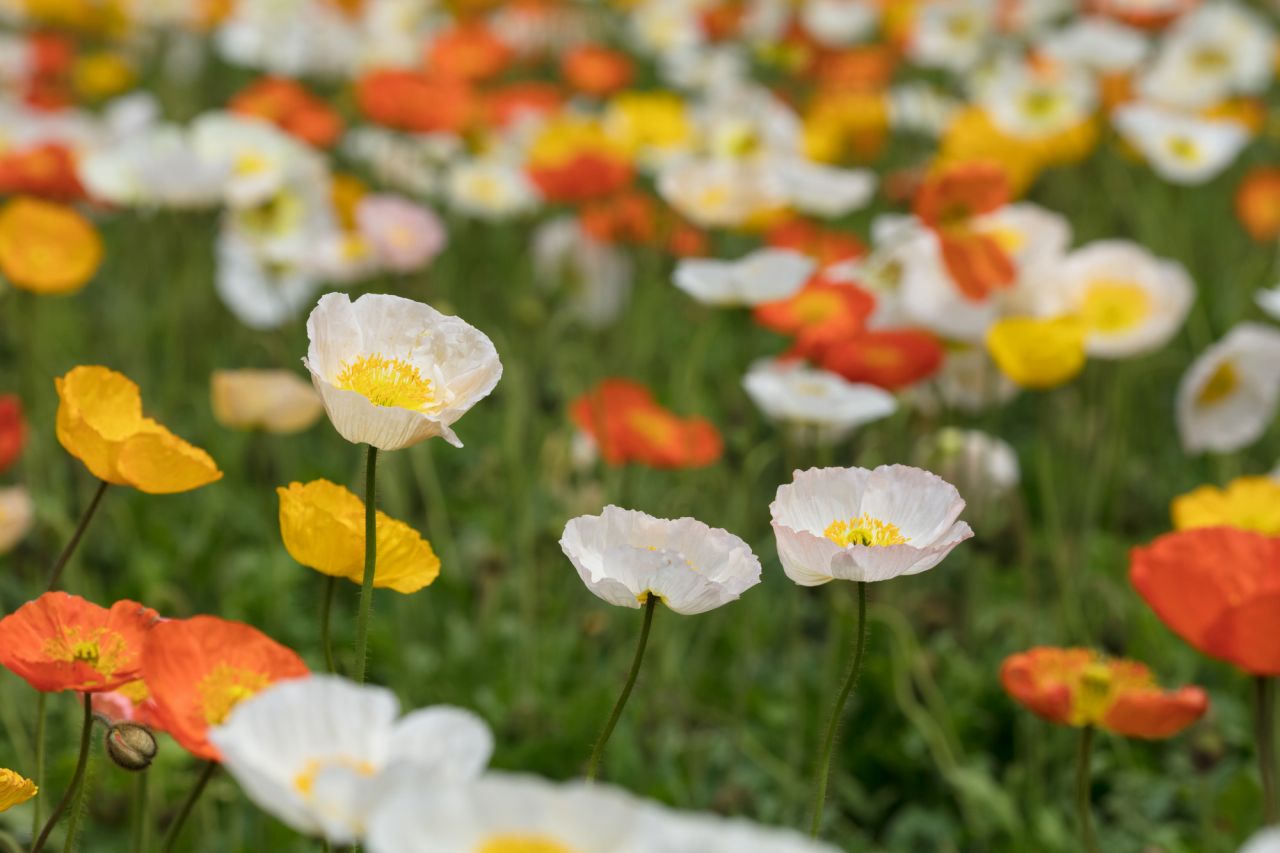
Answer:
[1172,476,1280,535]
[55,366,146,484]
[372,511,441,594]
[116,424,223,494]
[277,480,364,578]
[0,768,37,813]
[211,369,323,434]
[986,316,1087,390]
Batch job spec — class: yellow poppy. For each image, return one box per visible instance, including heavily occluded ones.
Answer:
[55,366,223,494]
[0,768,37,813]
[986,316,1087,390]
[73,52,137,101]
[211,369,323,434]
[278,480,441,594]
[0,198,103,295]
[1172,476,1280,535]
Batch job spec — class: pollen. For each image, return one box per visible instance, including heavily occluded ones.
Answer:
[1078,280,1151,334]
[1197,360,1240,407]
[293,756,376,796]
[199,664,271,726]
[477,834,577,853]
[824,515,908,547]
[44,627,123,683]
[335,354,436,411]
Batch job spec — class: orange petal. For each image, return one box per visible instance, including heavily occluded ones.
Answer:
[1103,686,1208,739]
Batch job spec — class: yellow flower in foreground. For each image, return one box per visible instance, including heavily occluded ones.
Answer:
[0,768,37,813]
[986,316,1087,390]
[1172,476,1280,535]
[56,366,222,494]
[0,198,103,295]
[211,369,323,434]
[278,480,440,594]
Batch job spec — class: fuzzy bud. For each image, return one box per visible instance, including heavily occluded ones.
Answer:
[105,722,158,772]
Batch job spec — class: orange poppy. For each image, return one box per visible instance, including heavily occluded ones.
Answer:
[0,592,158,693]
[356,69,476,135]
[0,394,24,474]
[1235,167,1280,243]
[1131,528,1280,676]
[579,192,658,245]
[525,118,633,204]
[426,23,513,82]
[754,279,876,347]
[570,379,722,469]
[766,218,866,266]
[482,82,563,129]
[813,45,898,93]
[914,163,1016,302]
[562,44,634,97]
[0,143,85,201]
[142,615,308,761]
[1001,647,1208,739]
[229,77,344,148]
[819,328,945,391]
[0,197,102,295]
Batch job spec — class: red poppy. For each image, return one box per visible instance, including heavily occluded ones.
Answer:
[1131,527,1280,676]
[819,328,945,391]
[0,143,84,201]
[754,279,876,346]
[0,592,158,693]
[0,395,24,474]
[571,379,722,469]
[527,155,632,205]
[426,23,513,82]
[29,32,74,79]
[766,218,866,266]
[1001,647,1208,739]
[562,45,634,97]
[229,77,343,148]
[1235,167,1280,243]
[356,69,476,135]
[914,163,1016,302]
[143,615,308,760]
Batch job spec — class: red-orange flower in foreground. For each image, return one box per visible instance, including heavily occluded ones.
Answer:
[0,394,24,474]
[819,329,946,391]
[143,615,308,760]
[1001,647,1208,739]
[914,163,1016,302]
[229,77,343,148]
[754,279,875,346]
[571,379,722,469]
[0,143,84,200]
[0,592,158,693]
[1235,167,1280,243]
[1131,528,1280,675]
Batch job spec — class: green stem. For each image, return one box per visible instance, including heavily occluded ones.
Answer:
[31,692,46,839]
[61,740,95,853]
[160,761,217,853]
[130,771,149,853]
[0,830,21,853]
[46,480,109,592]
[1255,676,1278,824]
[354,446,378,684]
[810,581,868,837]
[31,694,93,853]
[585,595,658,782]
[320,575,338,675]
[1076,726,1099,853]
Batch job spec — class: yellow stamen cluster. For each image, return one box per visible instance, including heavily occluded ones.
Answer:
[293,757,377,796]
[335,355,435,412]
[1197,360,1240,406]
[824,515,908,548]
[478,835,577,853]
[198,664,271,726]
[44,627,123,680]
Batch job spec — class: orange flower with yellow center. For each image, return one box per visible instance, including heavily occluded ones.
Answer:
[0,197,102,295]
[1171,476,1280,536]
[56,366,222,494]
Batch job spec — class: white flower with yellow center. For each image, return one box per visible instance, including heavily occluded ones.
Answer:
[673,249,814,307]
[0,486,33,554]
[767,157,877,219]
[209,675,493,845]
[1036,17,1148,76]
[304,292,502,450]
[771,465,973,586]
[800,0,880,48]
[367,773,651,853]
[980,63,1096,140]
[907,0,996,72]
[1112,103,1250,186]
[560,506,762,615]
[656,158,787,230]
[191,112,319,209]
[743,358,897,443]
[1177,323,1280,454]
[1046,240,1193,359]
[640,808,843,853]
[1137,1,1274,110]
[445,158,539,221]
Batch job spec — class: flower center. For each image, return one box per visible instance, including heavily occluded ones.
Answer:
[44,627,124,684]
[293,756,377,797]
[198,664,271,726]
[1197,360,1239,406]
[1166,136,1201,164]
[477,835,577,853]
[71,641,100,666]
[824,515,908,547]
[1078,280,1150,334]
[335,355,435,411]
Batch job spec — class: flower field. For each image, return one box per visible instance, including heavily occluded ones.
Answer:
[0,1,1279,851]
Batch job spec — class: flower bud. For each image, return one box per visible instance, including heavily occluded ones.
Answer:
[105,722,157,772]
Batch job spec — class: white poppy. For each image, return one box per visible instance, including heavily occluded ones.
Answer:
[742,358,897,442]
[888,82,962,138]
[1256,285,1280,321]
[1137,1,1275,109]
[367,773,652,853]
[209,675,492,845]
[1037,17,1148,74]
[216,229,320,331]
[1240,827,1280,853]
[656,157,787,229]
[770,465,973,586]
[641,808,843,853]
[532,217,633,328]
[216,0,359,78]
[907,0,997,72]
[767,157,877,219]
[0,486,33,554]
[560,506,762,615]
[912,345,1019,415]
[628,0,705,56]
[673,249,814,307]
[1112,103,1250,186]
[79,125,228,209]
[799,0,880,48]
[191,112,320,209]
[445,158,539,221]
[303,292,502,450]
[1045,240,1194,358]
[1177,323,1280,454]
[914,428,1020,509]
[978,61,1096,140]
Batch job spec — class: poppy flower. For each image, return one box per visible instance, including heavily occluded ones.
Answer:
[819,329,945,391]
[562,44,634,97]
[561,506,762,615]
[355,195,447,274]
[355,70,476,135]
[914,163,1016,302]
[0,592,158,693]
[482,82,563,130]
[1001,647,1208,738]
[0,486,33,555]
[278,480,441,594]
[1131,527,1280,675]
[56,366,223,494]
[1172,476,1280,536]
[675,249,814,307]
[0,394,25,474]
[1235,167,1280,243]
[1176,323,1280,454]
[143,615,309,761]
[742,358,898,442]
[91,678,164,731]
[753,280,876,348]
[229,77,344,149]
[526,118,634,204]
[570,380,722,469]
[986,315,1087,390]
[426,23,513,82]
[0,769,37,813]
[303,293,502,451]
[0,143,85,201]
[0,197,102,295]
[211,369,323,434]
[579,192,659,246]
[765,219,866,267]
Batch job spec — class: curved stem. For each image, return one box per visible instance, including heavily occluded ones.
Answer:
[46,480,109,592]
[61,741,95,853]
[31,692,46,839]
[320,575,338,675]
[1255,676,1278,824]
[585,595,658,782]
[1076,726,1099,853]
[810,581,868,837]
[160,761,217,853]
[130,770,150,853]
[31,694,93,853]
[353,446,378,684]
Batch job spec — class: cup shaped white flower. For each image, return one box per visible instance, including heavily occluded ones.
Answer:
[640,808,843,853]
[673,248,814,307]
[770,465,974,586]
[208,675,493,845]
[560,506,763,615]
[304,292,502,450]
